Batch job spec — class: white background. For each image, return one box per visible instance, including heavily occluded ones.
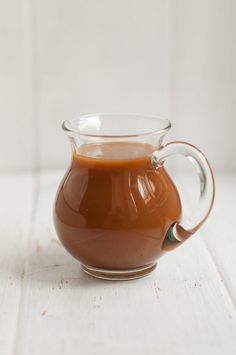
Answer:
[0,0,235,172]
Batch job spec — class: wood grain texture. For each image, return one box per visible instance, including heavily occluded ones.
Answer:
[1,1,236,171]
[0,0,34,171]
[0,171,235,354]
[202,174,236,305]
[35,0,173,169]
[172,0,236,171]
[0,174,34,354]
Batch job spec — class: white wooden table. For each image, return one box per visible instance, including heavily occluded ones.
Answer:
[0,171,236,355]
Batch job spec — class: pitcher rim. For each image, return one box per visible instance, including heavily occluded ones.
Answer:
[62,113,171,138]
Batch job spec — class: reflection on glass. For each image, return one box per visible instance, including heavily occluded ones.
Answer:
[137,174,156,204]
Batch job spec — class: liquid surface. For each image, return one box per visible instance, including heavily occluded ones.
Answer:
[54,142,182,269]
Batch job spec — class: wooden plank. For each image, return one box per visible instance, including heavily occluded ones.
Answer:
[0,173,34,355]
[202,174,236,305]
[13,171,236,355]
[0,1,34,171]
[173,172,236,305]
[35,0,172,169]
[173,0,236,171]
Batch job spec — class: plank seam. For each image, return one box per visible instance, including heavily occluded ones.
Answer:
[202,236,236,312]
[11,172,40,355]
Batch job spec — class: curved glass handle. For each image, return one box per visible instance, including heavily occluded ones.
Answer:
[152,142,215,251]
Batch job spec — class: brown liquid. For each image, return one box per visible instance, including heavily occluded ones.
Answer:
[54,142,182,269]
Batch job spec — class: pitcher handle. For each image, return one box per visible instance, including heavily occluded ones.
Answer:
[152,141,215,251]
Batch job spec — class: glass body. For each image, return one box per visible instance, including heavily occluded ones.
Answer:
[53,114,215,280]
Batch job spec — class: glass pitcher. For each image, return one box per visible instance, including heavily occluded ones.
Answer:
[53,114,215,280]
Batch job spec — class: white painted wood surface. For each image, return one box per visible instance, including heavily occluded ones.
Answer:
[0,171,236,355]
[0,0,33,171]
[1,0,236,172]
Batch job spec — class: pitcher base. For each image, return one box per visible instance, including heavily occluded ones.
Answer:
[81,263,157,281]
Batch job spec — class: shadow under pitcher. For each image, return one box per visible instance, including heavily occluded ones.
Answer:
[53,114,215,280]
